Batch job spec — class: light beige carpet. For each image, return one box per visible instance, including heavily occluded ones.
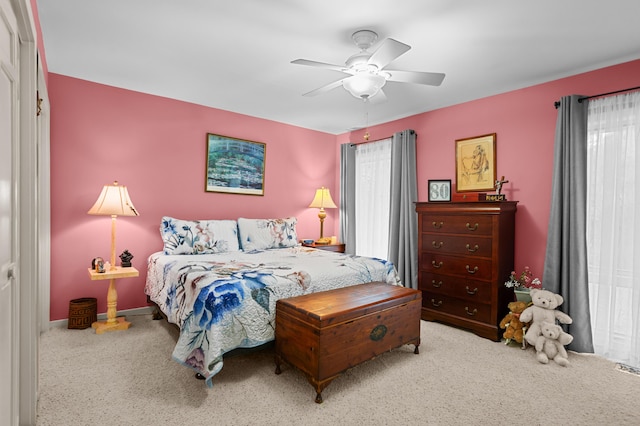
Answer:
[37,314,640,425]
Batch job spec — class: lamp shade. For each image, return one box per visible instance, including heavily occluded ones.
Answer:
[88,181,139,217]
[309,187,337,209]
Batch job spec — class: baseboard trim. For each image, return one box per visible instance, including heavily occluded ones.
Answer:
[47,306,155,329]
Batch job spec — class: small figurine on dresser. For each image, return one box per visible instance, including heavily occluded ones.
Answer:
[484,176,509,201]
[495,176,509,195]
[119,249,133,267]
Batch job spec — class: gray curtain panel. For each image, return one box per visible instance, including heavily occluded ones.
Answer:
[339,143,356,255]
[543,95,594,353]
[388,130,418,289]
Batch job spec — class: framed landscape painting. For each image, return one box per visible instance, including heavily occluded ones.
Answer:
[455,133,496,192]
[205,133,266,195]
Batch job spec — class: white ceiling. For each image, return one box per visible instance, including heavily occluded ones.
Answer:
[37,0,640,135]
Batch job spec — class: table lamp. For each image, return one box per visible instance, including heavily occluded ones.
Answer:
[88,181,139,270]
[308,186,337,244]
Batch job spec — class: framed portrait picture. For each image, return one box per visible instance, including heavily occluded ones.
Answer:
[455,133,497,192]
[205,133,266,195]
[428,179,451,202]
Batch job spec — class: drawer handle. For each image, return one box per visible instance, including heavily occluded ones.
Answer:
[466,243,479,253]
[466,222,479,231]
[465,286,478,295]
[432,260,443,269]
[431,280,443,288]
[432,241,444,249]
[465,265,478,274]
[465,307,478,316]
[431,299,443,307]
[432,221,443,229]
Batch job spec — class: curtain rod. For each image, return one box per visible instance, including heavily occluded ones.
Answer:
[349,136,390,147]
[554,85,640,109]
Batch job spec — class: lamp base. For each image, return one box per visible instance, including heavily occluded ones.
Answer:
[314,237,331,245]
[91,317,131,334]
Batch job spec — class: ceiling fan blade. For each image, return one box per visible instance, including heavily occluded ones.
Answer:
[368,38,411,70]
[385,70,446,86]
[291,59,348,73]
[302,78,347,97]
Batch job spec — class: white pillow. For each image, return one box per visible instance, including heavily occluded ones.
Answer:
[237,217,298,251]
[160,217,240,255]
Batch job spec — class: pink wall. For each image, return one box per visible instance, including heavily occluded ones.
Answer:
[339,58,640,284]
[49,59,640,321]
[49,75,338,320]
[30,0,48,84]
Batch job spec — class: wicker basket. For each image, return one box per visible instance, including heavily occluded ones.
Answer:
[68,298,97,329]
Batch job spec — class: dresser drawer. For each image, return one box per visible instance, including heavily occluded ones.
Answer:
[421,214,493,236]
[420,252,493,281]
[419,272,492,303]
[422,292,492,324]
[421,233,492,257]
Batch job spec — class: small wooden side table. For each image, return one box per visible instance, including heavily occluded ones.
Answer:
[302,242,346,253]
[87,266,139,334]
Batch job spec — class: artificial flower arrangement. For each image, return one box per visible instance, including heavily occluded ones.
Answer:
[504,266,543,291]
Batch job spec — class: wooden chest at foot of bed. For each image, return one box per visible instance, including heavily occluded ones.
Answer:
[274,282,421,403]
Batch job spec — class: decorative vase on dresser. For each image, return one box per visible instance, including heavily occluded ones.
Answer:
[415,201,517,341]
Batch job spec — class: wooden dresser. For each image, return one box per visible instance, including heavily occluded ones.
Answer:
[415,201,517,341]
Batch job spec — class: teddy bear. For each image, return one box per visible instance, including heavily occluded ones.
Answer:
[535,321,571,366]
[519,288,573,347]
[499,301,531,347]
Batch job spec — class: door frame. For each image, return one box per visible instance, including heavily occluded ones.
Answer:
[11,0,45,424]
[38,63,51,335]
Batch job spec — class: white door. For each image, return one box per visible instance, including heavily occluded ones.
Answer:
[0,0,20,424]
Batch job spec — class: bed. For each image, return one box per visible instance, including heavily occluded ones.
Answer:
[144,216,401,386]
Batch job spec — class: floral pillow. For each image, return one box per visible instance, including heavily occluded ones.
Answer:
[160,217,240,255]
[237,217,298,251]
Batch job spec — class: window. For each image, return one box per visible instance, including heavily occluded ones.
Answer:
[354,138,391,259]
[587,92,640,368]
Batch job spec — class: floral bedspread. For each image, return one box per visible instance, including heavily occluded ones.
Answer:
[145,246,401,386]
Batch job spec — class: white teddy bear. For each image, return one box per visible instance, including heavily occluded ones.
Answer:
[519,288,573,347]
[535,321,571,366]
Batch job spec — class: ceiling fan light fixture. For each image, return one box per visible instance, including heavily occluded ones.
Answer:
[343,73,386,100]
[292,29,445,100]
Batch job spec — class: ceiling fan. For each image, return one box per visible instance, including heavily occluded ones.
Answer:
[292,30,445,101]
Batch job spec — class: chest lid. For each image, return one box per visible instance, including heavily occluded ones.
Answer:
[277,282,420,328]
